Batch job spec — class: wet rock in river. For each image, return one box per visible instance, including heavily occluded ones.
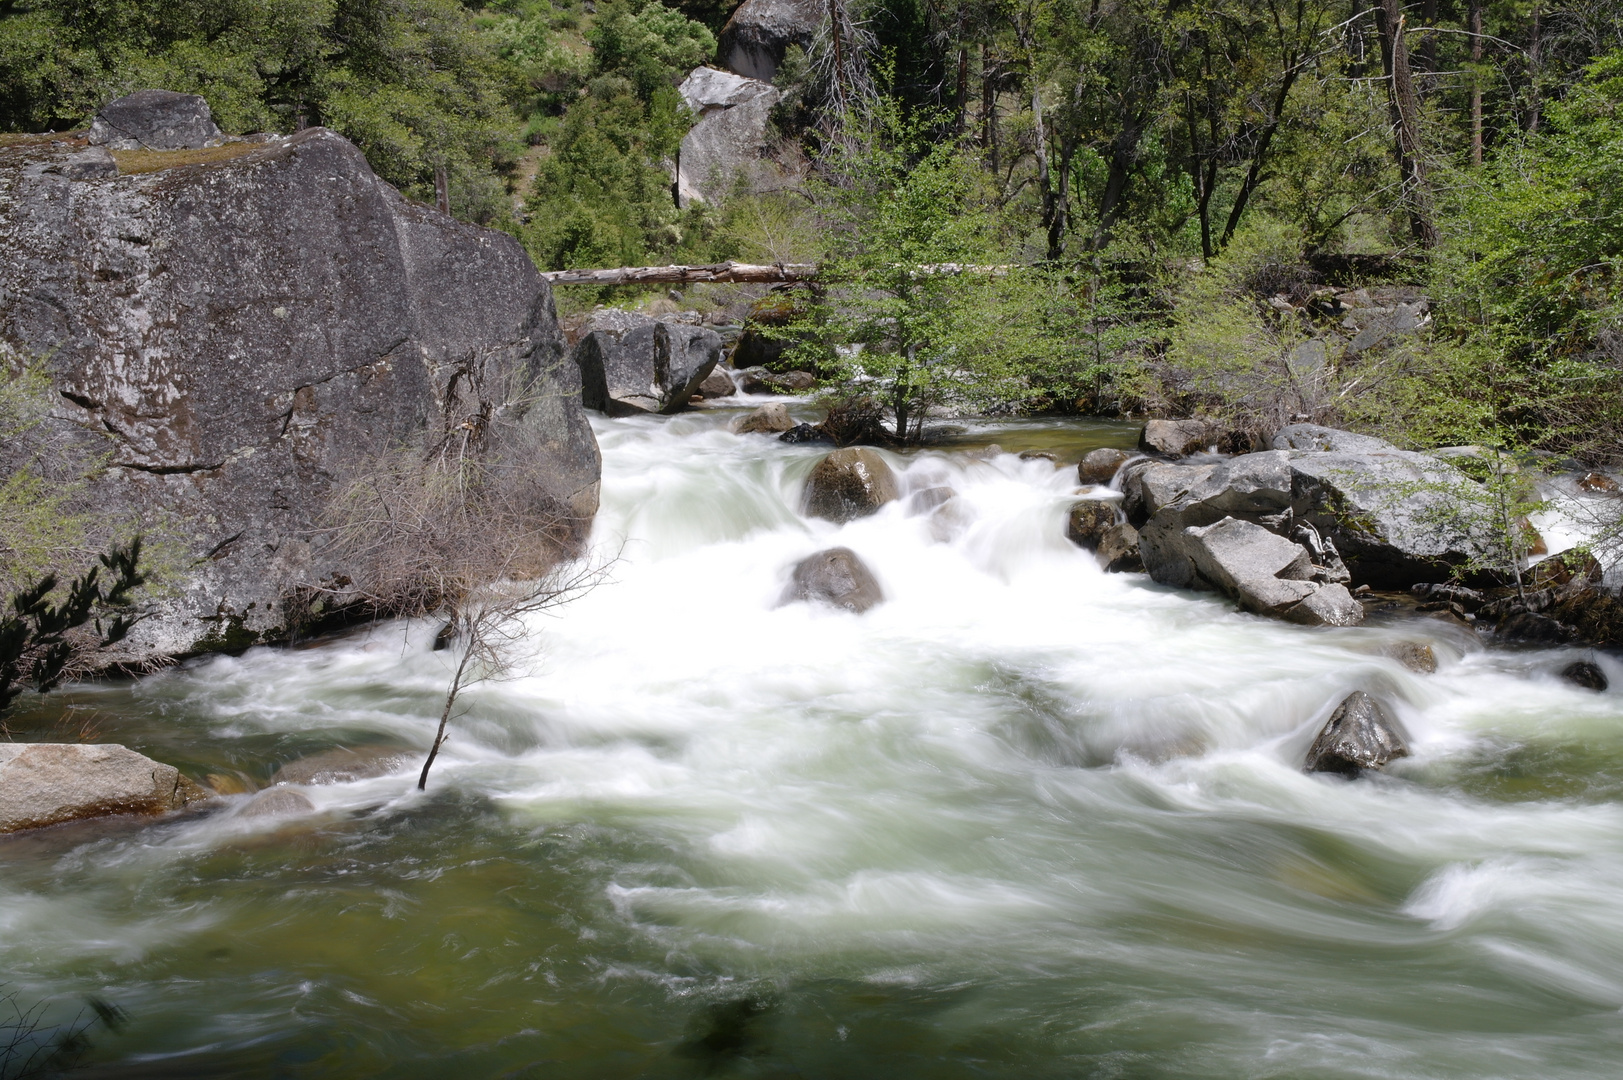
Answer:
[1562,661,1608,692]
[803,448,899,523]
[1019,449,1060,465]
[1078,448,1133,485]
[239,788,316,818]
[1384,641,1438,674]
[1305,692,1409,775]
[270,746,410,786]
[1066,500,1116,550]
[780,547,884,613]
[1495,610,1577,646]
[698,368,737,398]
[0,743,211,833]
[734,402,795,435]
[1096,523,1143,573]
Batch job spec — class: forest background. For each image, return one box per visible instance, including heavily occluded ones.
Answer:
[1,0,1621,463]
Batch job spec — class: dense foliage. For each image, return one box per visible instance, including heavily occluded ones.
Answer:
[2,0,1621,456]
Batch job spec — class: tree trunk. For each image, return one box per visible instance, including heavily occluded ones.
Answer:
[1219,64,1301,249]
[435,165,449,215]
[1470,0,1483,165]
[1373,0,1437,248]
[1526,3,1543,133]
[1092,117,1146,250]
[540,261,820,285]
[982,45,1000,176]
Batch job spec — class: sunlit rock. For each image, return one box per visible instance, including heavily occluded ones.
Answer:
[88,89,221,150]
[270,746,411,786]
[734,403,795,434]
[0,743,210,833]
[803,448,899,523]
[1077,448,1133,485]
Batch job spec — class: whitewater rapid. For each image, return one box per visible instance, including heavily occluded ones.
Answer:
[3,407,1621,1078]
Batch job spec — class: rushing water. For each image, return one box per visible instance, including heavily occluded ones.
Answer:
[3,406,1622,1079]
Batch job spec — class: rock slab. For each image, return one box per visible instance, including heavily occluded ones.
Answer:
[572,310,721,415]
[677,67,782,206]
[0,743,210,833]
[716,0,822,82]
[88,89,221,150]
[1305,692,1410,774]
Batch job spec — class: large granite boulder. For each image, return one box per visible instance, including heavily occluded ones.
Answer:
[1150,516,1363,626]
[1139,419,1213,457]
[572,310,721,415]
[803,448,899,523]
[0,743,211,833]
[0,124,601,666]
[1136,426,1498,594]
[677,67,782,206]
[1078,448,1133,485]
[87,89,221,150]
[779,547,883,612]
[716,0,822,82]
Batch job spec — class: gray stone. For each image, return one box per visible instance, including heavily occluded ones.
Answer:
[771,370,815,391]
[1078,448,1133,485]
[780,546,883,612]
[1096,523,1143,573]
[1066,500,1116,550]
[1305,692,1410,774]
[734,402,795,434]
[239,787,316,818]
[0,126,602,669]
[270,746,411,786]
[1344,300,1429,354]
[1139,419,1212,457]
[716,0,822,82]
[1384,641,1438,674]
[1149,516,1364,626]
[1271,423,1400,455]
[88,90,222,150]
[0,743,210,833]
[54,146,118,180]
[676,67,783,206]
[803,448,899,523]
[1560,661,1607,691]
[698,368,736,398]
[572,311,722,414]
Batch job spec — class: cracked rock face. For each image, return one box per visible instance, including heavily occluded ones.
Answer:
[88,89,222,150]
[716,0,822,82]
[0,126,600,666]
[676,67,782,206]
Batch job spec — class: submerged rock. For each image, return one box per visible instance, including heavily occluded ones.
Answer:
[803,448,899,523]
[0,743,211,833]
[1305,692,1409,775]
[1078,448,1133,485]
[734,402,795,435]
[87,89,221,150]
[780,547,884,613]
[1561,661,1608,692]
[239,788,316,819]
[270,746,411,786]
[1384,641,1438,674]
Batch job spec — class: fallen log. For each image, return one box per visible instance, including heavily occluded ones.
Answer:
[539,261,818,285]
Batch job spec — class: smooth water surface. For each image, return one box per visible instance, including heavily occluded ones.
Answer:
[3,408,1621,1079]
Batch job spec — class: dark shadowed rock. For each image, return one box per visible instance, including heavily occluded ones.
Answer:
[573,311,721,414]
[1096,523,1143,573]
[1066,500,1116,549]
[88,89,222,150]
[271,746,411,786]
[1496,611,1577,645]
[734,402,795,434]
[779,422,832,445]
[0,126,601,667]
[1384,641,1438,673]
[780,547,883,612]
[1139,419,1212,457]
[1305,692,1409,774]
[716,0,822,82]
[239,787,316,818]
[0,744,211,833]
[1078,448,1133,485]
[1562,661,1608,691]
[803,448,899,522]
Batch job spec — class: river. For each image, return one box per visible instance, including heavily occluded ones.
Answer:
[2,407,1621,1078]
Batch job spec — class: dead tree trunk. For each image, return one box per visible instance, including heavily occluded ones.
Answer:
[1373,1,1437,248]
[1470,0,1484,165]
